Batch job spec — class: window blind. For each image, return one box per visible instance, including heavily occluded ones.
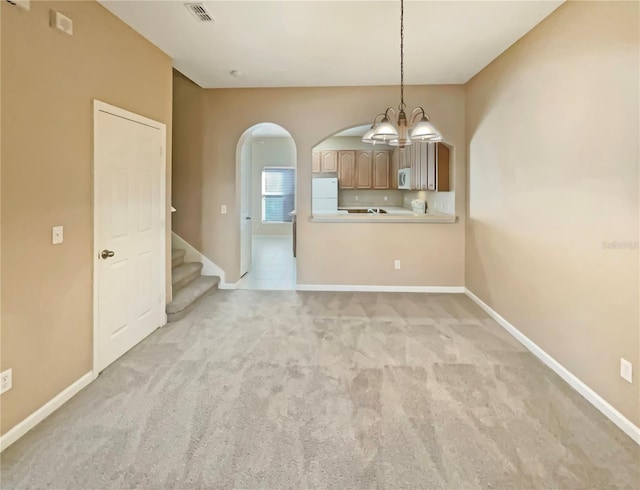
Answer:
[262,167,295,223]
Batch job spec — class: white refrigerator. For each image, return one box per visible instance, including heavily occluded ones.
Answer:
[312,177,338,214]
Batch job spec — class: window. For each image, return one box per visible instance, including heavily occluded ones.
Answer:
[262,167,295,223]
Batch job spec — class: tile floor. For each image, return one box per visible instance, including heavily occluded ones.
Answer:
[237,235,296,290]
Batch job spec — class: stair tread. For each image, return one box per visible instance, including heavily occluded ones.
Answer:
[167,276,219,316]
[172,262,203,286]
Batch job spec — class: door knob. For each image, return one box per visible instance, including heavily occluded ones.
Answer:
[101,249,115,259]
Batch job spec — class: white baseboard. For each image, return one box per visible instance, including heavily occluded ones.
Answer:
[0,371,94,452]
[296,284,465,293]
[218,280,240,290]
[171,232,231,286]
[464,288,640,445]
[253,234,293,238]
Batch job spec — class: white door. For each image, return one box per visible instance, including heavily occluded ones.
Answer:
[240,144,252,276]
[94,101,166,373]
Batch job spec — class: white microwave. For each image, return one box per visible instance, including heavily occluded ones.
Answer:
[398,168,411,189]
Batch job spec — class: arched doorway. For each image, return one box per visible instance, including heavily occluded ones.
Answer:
[235,123,297,290]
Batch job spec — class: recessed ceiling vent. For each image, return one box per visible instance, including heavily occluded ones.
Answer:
[184,3,214,22]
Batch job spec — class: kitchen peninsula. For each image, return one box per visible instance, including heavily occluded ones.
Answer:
[311,204,457,223]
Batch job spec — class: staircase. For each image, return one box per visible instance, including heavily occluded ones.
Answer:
[167,249,219,322]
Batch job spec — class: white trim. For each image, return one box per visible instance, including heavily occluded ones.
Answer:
[296,284,465,293]
[171,232,233,287]
[0,372,94,452]
[218,280,241,290]
[93,100,167,375]
[252,234,294,238]
[465,288,640,445]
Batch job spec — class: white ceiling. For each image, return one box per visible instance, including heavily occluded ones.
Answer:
[99,0,563,88]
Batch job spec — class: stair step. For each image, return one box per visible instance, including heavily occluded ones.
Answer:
[172,262,203,291]
[172,249,186,268]
[167,276,219,322]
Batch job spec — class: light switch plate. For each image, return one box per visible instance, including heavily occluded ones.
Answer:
[620,358,633,383]
[220,205,227,215]
[52,225,64,244]
[0,369,12,395]
[50,10,73,35]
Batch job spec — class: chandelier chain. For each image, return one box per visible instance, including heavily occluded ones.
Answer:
[399,0,406,112]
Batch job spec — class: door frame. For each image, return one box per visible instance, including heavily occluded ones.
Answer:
[238,131,253,277]
[92,100,167,376]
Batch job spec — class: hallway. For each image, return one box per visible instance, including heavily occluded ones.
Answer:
[237,236,296,290]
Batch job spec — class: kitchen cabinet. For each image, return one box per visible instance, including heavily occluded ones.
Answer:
[312,150,339,173]
[320,150,338,172]
[312,151,321,173]
[337,151,356,189]
[390,149,399,189]
[403,142,451,191]
[316,148,393,189]
[373,150,390,189]
[355,151,373,189]
[425,142,450,191]
[433,143,450,191]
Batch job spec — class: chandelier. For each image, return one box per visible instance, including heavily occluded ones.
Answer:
[362,0,441,148]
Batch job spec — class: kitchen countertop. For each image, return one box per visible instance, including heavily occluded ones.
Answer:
[311,206,457,223]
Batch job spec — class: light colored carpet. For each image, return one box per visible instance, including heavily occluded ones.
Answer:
[1,291,638,489]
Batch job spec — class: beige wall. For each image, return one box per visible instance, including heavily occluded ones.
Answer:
[0,0,172,435]
[250,137,295,236]
[171,85,466,285]
[466,1,639,425]
[172,71,203,248]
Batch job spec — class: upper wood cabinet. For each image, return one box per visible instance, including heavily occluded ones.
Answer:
[390,149,399,189]
[320,150,338,172]
[312,151,321,173]
[423,142,450,192]
[337,151,356,189]
[314,148,395,189]
[434,143,450,192]
[312,150,339,173]
[373,150,390,189]
[355,151,373,189]
[402,142,451,191]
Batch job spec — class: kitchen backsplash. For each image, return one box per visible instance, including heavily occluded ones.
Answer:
[338,189,455,213]
[403,190,455,214]
[339,190,403,207]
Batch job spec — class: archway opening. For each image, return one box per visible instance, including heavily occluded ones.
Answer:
[311,124,454,217]
[236,123,297,290]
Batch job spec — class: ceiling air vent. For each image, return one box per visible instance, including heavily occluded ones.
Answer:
[184,3,214,22]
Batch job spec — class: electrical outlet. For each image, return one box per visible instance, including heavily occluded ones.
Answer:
[355,196,359,201]
[220,205,227,215]
[394,260,401,270]
[0,369,12,395]
[52,225,64,244]
[620,358,633,383]
[384,195,388,202]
